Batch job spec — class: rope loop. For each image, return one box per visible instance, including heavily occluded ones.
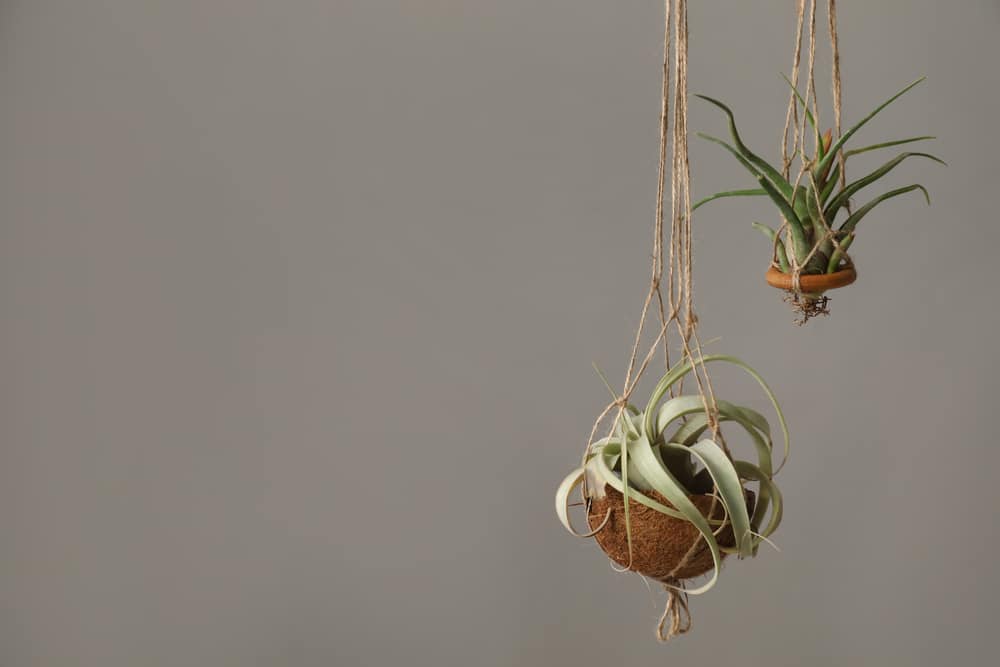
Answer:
[657,579,692,642]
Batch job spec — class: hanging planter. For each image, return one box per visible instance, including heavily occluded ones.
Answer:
[556,356,789,639]
[764,264,856,292]
[587,485,754,582]
[691,0,944,323]
[555,0,794,643]
[693,81,943,322]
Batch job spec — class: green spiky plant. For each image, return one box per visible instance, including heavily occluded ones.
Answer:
[693,77,944,317]
[555,355,788,595]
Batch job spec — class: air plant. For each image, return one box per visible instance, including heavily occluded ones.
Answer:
[693,77,944,320]
[555,355,788,598]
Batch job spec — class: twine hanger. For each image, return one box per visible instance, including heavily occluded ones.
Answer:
[778,0,853,300]
[581,0,722,642]
[576,1,847,641]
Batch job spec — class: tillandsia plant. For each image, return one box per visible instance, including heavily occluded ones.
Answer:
[693,77,944,322]
[555,355,788,602]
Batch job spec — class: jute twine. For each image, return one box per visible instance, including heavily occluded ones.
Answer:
[778,0,853,323]
[580,0,724,642]
[657,577,692,642]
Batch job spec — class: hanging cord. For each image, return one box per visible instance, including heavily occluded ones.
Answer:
[781,0,806,178]
[657,578,692,642]
[828,0,849,211]
[581,0,723,641]
[778,0,852,316]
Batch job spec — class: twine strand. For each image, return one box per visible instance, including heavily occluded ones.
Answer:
[579,0,726,641]
[657,579,692,642]
[779,0,849,314]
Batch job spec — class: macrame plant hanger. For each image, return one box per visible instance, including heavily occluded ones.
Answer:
[778,0,851,321]
[582,0,725,642]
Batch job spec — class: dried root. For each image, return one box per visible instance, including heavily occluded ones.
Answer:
[783,291,831,325]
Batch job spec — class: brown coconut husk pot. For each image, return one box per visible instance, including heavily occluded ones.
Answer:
[587,485,755,582]
[765,265,857,293]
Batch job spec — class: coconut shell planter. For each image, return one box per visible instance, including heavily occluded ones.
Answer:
[588,486,756,581]
[691,78,944,323]
[556,355,789,635]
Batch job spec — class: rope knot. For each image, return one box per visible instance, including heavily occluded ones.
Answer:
[657,579,692,642]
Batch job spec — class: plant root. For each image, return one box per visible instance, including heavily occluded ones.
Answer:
[783,291,831,325]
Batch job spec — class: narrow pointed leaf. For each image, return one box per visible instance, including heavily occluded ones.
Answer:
[751,222,778,243]
[827,232,856,273]
[820,162,841,206]
[817,78,927,176]
[825,152,945,219]
[696,95,794,198]
[781,73,817,130]
[758,176,808,262]
[752,223,790,272]
[698,133,767,181]
[839,184,931,234]
[845,136,936,158]
[693,188,767,212]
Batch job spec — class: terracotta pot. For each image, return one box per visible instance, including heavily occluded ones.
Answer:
[765,265,857,293]
[587,486,755,582]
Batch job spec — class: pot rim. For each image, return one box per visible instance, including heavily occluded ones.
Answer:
[765,265,857,292]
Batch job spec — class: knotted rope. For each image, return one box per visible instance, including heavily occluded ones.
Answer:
[581,0,724,641]
[657,578,692,642]
[778,0,853,322]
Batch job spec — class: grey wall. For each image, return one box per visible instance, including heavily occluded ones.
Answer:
[2,1,998,665]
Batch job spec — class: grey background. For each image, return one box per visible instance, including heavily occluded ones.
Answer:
[1,1,998,665]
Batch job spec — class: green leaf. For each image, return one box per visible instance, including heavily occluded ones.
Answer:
[654,394,774,480]
[816,77,926,177]
[733,460,784,546]
[826,231,855,274]
[781,73,817,131]
[820,162,841,206]
[845,136,936,158]
[592,442,687,520]
[650,395,719,490]
[592,363,640,415]
[668,402,774,478]
[555,467,609,538]
[654,396,716,438]
[757,176,808,262]
[628,435,724,595]
[698,133,768,182]
[696,95,794,199]
[751,222,777,242]
[642,355,790,473]
[751,223,790,272]
[653,395,773,491]
[825,152,945,219]
[687,440,754,557]
[792,184,811,223]
[692,188,767,212]
[838,184,931,234]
